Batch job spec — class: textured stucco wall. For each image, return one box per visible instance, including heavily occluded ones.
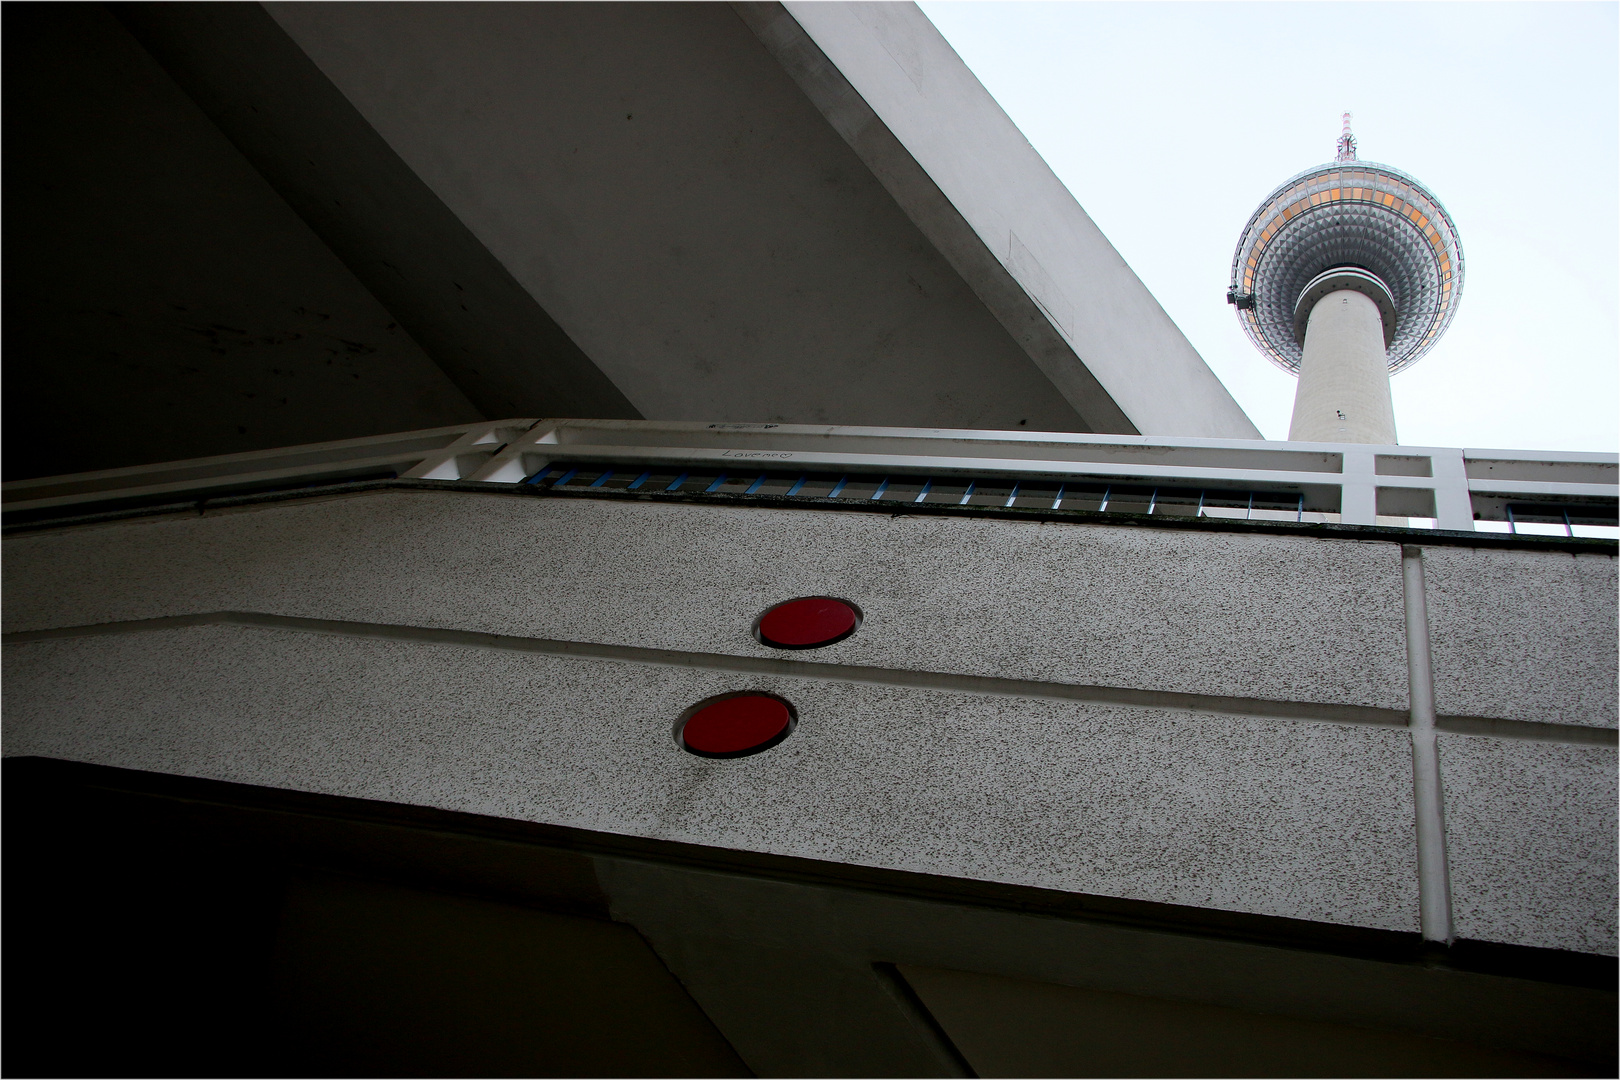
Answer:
[1,490,1408,711]
[3,490,1615,953]
[4,623,1419,931]
[1440,734,1618,955]
[1423,545,1617,729]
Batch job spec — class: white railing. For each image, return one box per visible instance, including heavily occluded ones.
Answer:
[0,420,535,517]
[4,418,1615,534]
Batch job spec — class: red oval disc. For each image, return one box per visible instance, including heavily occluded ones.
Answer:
[757,597,859,649]
[681,695,792,756]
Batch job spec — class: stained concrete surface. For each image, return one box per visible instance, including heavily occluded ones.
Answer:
[118,1,640,429]
[3,621,1419,932]
[1,490,1411,711]
[259,1,1094,433]
[1439,733,1618,956]
[1422,545,1617,728]
[2,4,482,480]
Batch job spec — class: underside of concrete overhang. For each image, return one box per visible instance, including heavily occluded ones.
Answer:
[3,2,1257,480]
[7,759,1613,1077]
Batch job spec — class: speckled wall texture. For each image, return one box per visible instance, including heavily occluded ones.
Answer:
[3,490,1615,955]
[1423,545,1617,728]
[1440,734,1617,955]
[5,623,1419,932]
[2,490,1409,709]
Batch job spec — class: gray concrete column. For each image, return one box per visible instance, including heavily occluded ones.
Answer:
[1289,289,1398,445]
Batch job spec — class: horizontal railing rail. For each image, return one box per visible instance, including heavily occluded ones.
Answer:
[4,418,1615,534]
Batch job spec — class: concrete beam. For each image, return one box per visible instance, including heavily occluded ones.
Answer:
[0,4,486,479]
[116,2,641,424]
[763,2,1261,440]
[247,2,1098,434]
[105,3,1261,438]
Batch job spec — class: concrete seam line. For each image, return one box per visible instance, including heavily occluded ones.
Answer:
[11,612,1612,747]
[1403,545,1455,945]
[3,611,1413,728]
[868,963,978,1079]
[1435,714,1619,747]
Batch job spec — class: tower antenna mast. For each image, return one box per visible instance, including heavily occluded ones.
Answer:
[1335,112,1357,162]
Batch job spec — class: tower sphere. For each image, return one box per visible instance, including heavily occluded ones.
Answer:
[1227,134,1464,376]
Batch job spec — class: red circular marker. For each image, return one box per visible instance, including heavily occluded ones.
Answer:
[679,693,795,758]
[755,597,861,650]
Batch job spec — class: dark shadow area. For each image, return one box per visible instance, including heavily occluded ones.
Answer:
[5,757,1613,1078]
[895,962,1607,1078]
[3,758,749,1078]
[1,3,490,480]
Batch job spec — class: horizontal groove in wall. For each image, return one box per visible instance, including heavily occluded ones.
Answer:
[12,610,1609,746]
[6,611,1401,726]
[1436,714,1618,747]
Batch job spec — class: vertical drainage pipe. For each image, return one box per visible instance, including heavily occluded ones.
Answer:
[1402,545,1454,944]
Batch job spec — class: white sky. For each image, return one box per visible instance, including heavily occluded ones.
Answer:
[919,1,1619,453]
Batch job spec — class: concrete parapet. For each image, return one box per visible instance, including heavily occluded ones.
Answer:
[1,489,1411,712]
[4,621,1418,932]
[5,487,1615,960]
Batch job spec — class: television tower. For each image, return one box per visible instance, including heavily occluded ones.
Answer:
[1227,115,1464,444]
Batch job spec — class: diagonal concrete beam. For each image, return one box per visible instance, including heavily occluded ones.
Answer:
[743,1,1260,440]
[116,2,641,423]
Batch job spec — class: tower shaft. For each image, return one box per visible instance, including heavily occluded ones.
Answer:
[1289,289,1398,444]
